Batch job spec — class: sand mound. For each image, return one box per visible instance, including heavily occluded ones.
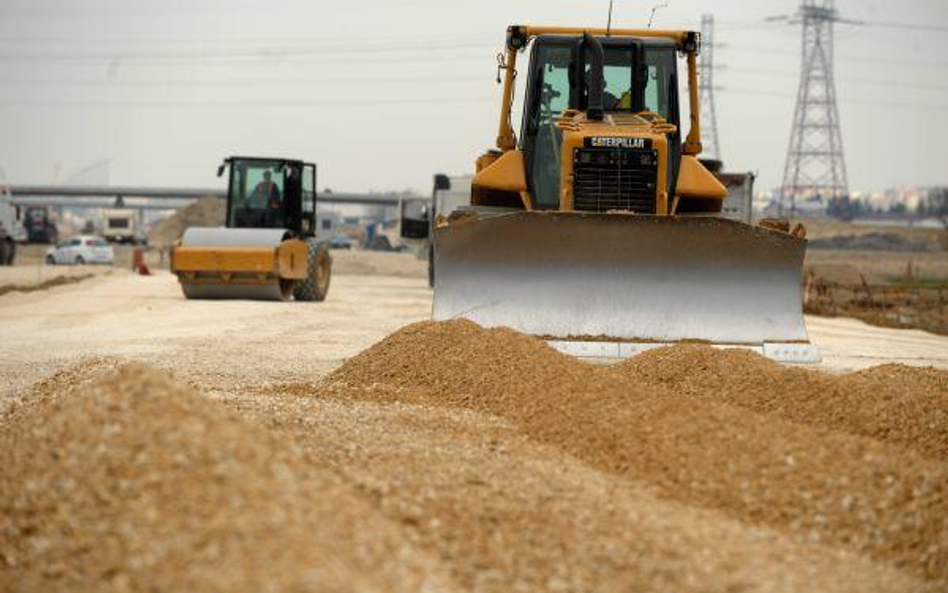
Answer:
[0,274,96,298]
[256,391,930,593]
[0,365,453,593]
[856,363,948,394]
[20,358,122,401]
[1,359,123,417]
[147,196,225,249]
[328,319,616,410]
[619,345,948,461]
[328,320,948,582]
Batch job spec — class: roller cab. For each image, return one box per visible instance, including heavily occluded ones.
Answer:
[171,157,331,302]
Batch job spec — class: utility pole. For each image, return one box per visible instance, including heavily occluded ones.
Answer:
[699,14,721,161]
[774,0,854,216]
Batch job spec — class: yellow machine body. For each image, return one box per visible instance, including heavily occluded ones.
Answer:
[169,157,332,303]
[432,25,820,363]
[472,25,726,213]
[170,228,312,301]
[172,241,307,283]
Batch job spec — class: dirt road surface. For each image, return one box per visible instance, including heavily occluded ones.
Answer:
[0,265,429,406]
[0,264,111,292]
[1,262,946,406]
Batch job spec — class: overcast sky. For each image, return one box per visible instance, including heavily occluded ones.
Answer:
[0,0,945,194]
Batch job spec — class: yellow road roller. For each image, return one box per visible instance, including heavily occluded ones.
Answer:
[171,156,331,301]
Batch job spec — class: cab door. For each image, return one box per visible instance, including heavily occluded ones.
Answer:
[302,163,317,236]
[520,40,573,209]
[643,45,682,198]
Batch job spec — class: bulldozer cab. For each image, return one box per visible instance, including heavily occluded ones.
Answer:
[519,35,681,209]
[221,157,317,237]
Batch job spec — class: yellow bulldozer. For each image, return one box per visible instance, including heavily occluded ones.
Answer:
[171,156,331,301]
[432,25,819,363]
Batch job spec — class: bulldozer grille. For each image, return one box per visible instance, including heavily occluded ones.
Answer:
[572,148,658,213]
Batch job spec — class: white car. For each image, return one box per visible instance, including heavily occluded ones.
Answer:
[45,235,115,266]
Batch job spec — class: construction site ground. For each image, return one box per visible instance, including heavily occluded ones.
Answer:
[2,249,948,592]
[2,250,945,398]
[0,252,435,403]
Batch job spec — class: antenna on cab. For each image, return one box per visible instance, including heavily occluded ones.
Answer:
[606,1,614,36]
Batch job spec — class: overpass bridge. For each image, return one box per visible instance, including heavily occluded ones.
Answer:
[6,185,407,210]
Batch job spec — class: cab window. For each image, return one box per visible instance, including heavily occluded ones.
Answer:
[521,43,573,209]
[539,54,571,122]
[227,159,286,229]
[593,47,636,111]
[302,164,315,213]
[643,47,677,122]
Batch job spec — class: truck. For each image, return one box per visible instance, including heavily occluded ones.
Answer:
[0,184,24,265]
[23,205,58,244]
[700,159,756,224]
[101,209,138,244]
[400,174,472,287]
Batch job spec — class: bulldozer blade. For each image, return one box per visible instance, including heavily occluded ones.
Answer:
[432,212,819,363]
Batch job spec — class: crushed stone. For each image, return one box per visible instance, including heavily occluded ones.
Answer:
[0,364,455,593]
[618,345,948,461]
[327,320,948,582]
[248,389,934,593]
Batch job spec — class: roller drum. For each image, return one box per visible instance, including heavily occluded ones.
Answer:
[174,227,300,301]
[180,227,290,248]
[180,279,295,301]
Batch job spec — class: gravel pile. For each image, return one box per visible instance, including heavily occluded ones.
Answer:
[4,323,946,592]
[619,345,948,461]
[327,320,948,583]
[0,364,454,593]
[250,390,930,593]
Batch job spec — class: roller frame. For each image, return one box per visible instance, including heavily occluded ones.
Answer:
[173,227,306,301]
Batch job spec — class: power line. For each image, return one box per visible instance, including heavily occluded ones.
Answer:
[713,16,948,33]
[0,95,497,108]
[720,86,948,113]
[0,74,484,88]
[6,85,943,114]
[2,71,944,112]
[0,53,495,69]
[2,63,942,112]
[718,43,948,69]
[722,66,948,92]
[0,41,498,63]
[846,19,948,32]
[0,33,497,47]
[0,0,398,18]
[3,70,944,106]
